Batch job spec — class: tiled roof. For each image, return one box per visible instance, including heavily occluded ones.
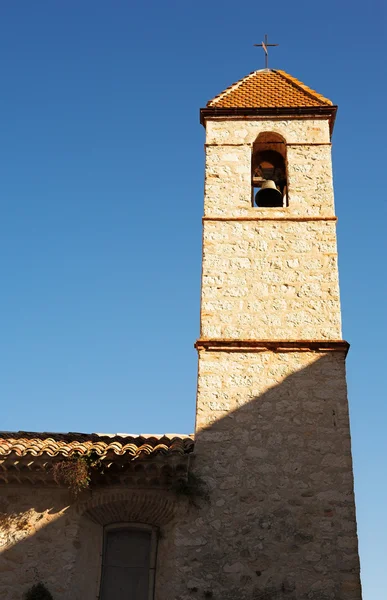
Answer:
[0,432,194,461]
[207,69,332,108]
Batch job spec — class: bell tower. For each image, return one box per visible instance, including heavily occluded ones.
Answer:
[189,69,362,598]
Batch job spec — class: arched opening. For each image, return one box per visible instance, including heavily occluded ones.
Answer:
[251,132,288,207]
[72,490,176,598]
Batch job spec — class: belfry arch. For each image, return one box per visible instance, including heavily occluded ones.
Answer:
[251,131,288,207]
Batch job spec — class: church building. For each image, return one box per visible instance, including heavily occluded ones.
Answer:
[0,67,362,600]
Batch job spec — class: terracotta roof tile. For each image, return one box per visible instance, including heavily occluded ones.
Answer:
[207,69,332,109]
[0,432,194,461]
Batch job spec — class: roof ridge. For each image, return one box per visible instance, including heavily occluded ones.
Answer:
[0,431,194,439]
[0,434,195,460]
[207,70,260,107]
[274,70,332,106]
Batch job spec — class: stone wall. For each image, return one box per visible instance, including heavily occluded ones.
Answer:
[204,119,334,218]
[0,487,78,599]
[201,116,342,340]
[206,119,330,146]
[201,219,341,340]
[182,114,362,600]
[167,351,362,600]
[0,486,180,600]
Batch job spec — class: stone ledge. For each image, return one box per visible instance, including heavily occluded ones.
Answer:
[203,215,338,222]
[205,142,332,147]
[195,339,350,355]
[200,106,338,135]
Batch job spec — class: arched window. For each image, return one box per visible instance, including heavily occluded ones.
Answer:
[99,523,158,600]
[251,132,288,207]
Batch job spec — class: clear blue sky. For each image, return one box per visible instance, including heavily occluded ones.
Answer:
[0,1,384,597]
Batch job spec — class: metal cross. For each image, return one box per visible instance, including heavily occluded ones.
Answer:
[254,34,279,69]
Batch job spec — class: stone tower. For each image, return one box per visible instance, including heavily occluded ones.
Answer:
[181,69,362,599]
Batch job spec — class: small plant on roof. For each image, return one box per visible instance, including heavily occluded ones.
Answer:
[52,451,102,496]
[171,471,210,507]
[24,582,54,600]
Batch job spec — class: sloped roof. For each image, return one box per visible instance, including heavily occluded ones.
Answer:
[0,431,194,460]
[207,69,333,108]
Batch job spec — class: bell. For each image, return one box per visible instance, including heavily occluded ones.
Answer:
[255,180,283,208]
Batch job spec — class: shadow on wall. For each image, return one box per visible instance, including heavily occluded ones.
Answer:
[0,353,361,600]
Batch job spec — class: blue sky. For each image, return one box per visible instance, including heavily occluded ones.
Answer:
[0,1,384,597]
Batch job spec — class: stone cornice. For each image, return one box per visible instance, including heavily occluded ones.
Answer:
[195,339,350,356]
[205,142,332,147]
[0,453,191,487]
[200,105,338,136]
[203,215,337,222]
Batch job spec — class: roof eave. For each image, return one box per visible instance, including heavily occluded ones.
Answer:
[200,105,338,136]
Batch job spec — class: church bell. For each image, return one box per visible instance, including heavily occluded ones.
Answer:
[255,180,283,208]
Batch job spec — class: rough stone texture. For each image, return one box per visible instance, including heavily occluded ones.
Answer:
[175,115,362,599]
[0,487,77,599]
[201,117,341,340]
[201,220,341,340]
[162,350,362,600]
[206,119,330,146]
[204,120,334,218]
[0,486,180,600]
